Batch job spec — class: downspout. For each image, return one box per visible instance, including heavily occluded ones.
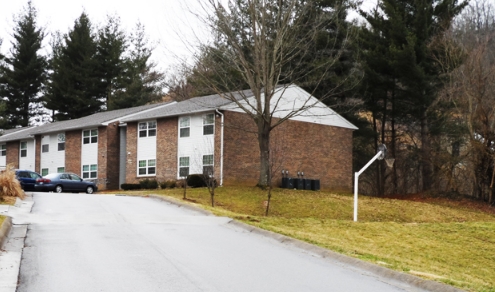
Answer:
[215,109,224,186]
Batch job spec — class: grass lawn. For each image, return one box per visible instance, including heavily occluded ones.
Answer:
[0,196,17,226]
[111,187,495,291]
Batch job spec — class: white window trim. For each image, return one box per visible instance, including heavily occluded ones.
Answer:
[0,144,6,156]
[179,116,191,138]
[82,129,98,145]
[203,154,214,176]
[203,113,215,135]
[138,121,157,138]
[137,158,157,176]
[82,164,98,179]
[58,133,65,151]
[20,141,27,158]
[178,156,190,178]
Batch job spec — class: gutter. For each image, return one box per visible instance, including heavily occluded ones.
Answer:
[215,109,224,186]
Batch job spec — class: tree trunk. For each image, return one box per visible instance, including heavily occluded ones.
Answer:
[421,112,432,191]
[257,120,271,188]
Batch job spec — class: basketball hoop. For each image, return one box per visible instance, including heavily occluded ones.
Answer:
[385,158,395,168]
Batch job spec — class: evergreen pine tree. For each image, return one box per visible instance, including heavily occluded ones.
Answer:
[0,1,46,128]
[359,0,467,192]
[45,13,103,121]
[111,23,164,110]
[96,15,127,110]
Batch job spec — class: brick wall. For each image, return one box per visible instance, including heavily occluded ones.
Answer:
[65,130,81,174]
[105,124,120,190]
[6,141,19,168]
[35,135,41,173]
[125,122,138,184]
[222,111,354,191]
[97,124,120,190]
[156,117,178,182]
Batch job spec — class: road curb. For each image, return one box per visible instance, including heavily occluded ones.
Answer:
[0,216,12,249]
[148,193,464,292]
[148,194,215,216]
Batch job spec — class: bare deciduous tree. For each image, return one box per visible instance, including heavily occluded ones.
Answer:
[438,0,495,203]
[187,0,358,188]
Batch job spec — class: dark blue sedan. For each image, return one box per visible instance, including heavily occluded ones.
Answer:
[15,170,42,191]
[35,173,98,194]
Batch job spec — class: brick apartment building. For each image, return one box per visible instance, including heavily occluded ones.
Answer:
[0,85,357,191]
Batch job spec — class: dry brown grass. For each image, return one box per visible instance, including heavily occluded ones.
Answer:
[0,165,25,201]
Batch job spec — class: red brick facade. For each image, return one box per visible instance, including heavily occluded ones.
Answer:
[156,118,178,182]
[222,111,353,191]
[125,122,138,184]
[35,135,41,172]
[65,130,81,174]
[98,124,120,190]
[6,141,19,168]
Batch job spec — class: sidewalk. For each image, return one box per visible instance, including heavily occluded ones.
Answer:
[0,194,33,292]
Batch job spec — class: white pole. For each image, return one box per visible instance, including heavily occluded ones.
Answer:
[215,109,224,186]
[354,172,359,221]
[353,150,383,222]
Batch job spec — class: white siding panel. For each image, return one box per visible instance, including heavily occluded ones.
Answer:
[40,133,65,174]
[0,145,5,167]
[177,113,215,177]
[19,139,35,170]
[81,133,98,167]
[137,122,156,176]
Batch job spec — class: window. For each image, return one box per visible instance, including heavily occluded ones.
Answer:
[138,121,157,138]
[179,157,189,177]
[42,144,49,153]
[20,142,27,157]
[29,172,41,179]
[41,168,49,176]
[58,133,65,151]
[179,117,190,138]
[203,114,214,135]
[83,129,98,144]
[82,164,97,179]
[69,174,82,181]
[203,154,214,176]
[138,159,156,176]
[57,167,65,173]
[0,144,6,156]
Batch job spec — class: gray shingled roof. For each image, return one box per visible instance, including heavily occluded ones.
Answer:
[0,102,173,143]
[120,89,253,123]
[0,127,32,136]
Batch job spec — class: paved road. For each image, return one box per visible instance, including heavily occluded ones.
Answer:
[11,192,429,292]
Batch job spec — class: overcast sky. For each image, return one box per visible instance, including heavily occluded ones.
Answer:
[0,0,206,71]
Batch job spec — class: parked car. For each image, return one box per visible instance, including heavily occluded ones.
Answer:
[35,173,98,194]
[15,170,42,191]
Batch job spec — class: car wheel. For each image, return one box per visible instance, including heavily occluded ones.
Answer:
[86,186,94,194]
[55,185,63,193]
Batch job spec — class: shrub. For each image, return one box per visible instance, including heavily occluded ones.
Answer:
[120,184,141,190]
[187,174,206,188]
[139,179,158,189]
[160,180,176,189]
[0,165,25,200]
